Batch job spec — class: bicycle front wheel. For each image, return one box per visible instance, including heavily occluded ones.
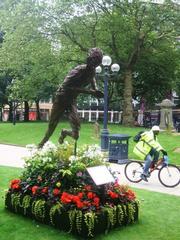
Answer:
[158,164,180,188]
[124,161,143,183]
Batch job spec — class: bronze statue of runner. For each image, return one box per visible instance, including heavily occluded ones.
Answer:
[39,48,103,148]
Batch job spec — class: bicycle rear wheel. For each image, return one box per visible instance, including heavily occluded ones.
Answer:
[158,164,180,188]
[124,161,143,183]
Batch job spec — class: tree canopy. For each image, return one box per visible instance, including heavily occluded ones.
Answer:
[0,0,179,124]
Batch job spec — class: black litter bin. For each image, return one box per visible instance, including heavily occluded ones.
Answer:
[108,134,131,164]
[175,121,180,133]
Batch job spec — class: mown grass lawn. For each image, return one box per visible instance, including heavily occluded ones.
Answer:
[0,166,180,240]
[0,122,179,165]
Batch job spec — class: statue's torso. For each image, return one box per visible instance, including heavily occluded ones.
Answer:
[60,64,95,90]
[55,64,95,105]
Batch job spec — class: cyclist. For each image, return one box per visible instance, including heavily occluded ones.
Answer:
[133,125,168,182]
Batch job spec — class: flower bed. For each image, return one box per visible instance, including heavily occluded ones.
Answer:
[5,142,139,238]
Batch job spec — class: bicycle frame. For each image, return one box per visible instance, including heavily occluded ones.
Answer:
[149,158,164,173]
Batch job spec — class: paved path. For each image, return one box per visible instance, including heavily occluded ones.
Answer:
[0,144,29,168]
[0,144,179,196]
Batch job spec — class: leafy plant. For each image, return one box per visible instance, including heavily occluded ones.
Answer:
[6,141,139,237]
[84,211,97,237]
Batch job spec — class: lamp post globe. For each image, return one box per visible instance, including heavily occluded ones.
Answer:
[111,63,120,72]
[95,66,102,74]
[102,56,112,66]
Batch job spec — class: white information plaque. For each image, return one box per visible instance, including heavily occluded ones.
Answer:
[86,165,115,185]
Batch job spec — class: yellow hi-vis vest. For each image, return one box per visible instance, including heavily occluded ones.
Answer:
[133,130,163,160]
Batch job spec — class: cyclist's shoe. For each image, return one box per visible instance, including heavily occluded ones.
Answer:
[147,172,151,178]
[140,174,148,182]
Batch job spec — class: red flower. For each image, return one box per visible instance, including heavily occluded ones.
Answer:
[42,187,48,194]
[11,183,21,190]
[93,197,100,207]
[76,200,84,209]
[108,190,118,199]
[32,186,39,195]
[61,192,73,204]
[87,192,94,199]
[77,192,83,199]
[10,179,21,190]
[53,188,60,196]
[126,189,136,201]
[72,195,80,203]
[11,179,20,188]
[11,179,20,184]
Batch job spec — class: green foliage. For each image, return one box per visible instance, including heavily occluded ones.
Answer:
[84,211,97,237]
[32,199,46,220]
[57,142,74,162]
[134,44,180,107]
[51,0,179,106]
[10,193,21,212]
[49,202,62,225]
[75,210,83,234]
[0,0,63,104]
[21,194,31,215]
[127,202,136,223]
[104,205,117,231]
[5,141,139,237]
[21,141,108,192]
[122,204,128,219]
[22,142,59,181]
[117,204,124,225]
[0,0,179,114]
[1,166,180,240]
[68,209,76,232]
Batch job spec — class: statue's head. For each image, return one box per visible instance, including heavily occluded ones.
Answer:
[87,48,103,67]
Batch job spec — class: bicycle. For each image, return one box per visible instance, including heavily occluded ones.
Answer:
[124,157,180,188]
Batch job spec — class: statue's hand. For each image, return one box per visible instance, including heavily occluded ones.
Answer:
[93,90,104,98]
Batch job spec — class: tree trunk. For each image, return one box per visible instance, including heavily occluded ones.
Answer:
[0,105,2,121]
[24,101,29,122]
[8,102,13,122]
[122,69,134,126]
[35,100,41,121]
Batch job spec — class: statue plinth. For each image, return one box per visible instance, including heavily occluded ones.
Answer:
[156,99,175,130]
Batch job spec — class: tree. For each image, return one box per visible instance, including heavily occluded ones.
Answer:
[133,42,180,108]
[0,0,179,126]
[39,0,179,125]
[0,0,64,121]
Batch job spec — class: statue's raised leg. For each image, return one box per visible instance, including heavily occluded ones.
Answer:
[59,104,80,144]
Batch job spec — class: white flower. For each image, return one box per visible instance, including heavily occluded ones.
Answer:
[44,141,57,150]
[69,155,77,163]
[41,141,57,154]
[26,144,38,156]
[81,144,105,160]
